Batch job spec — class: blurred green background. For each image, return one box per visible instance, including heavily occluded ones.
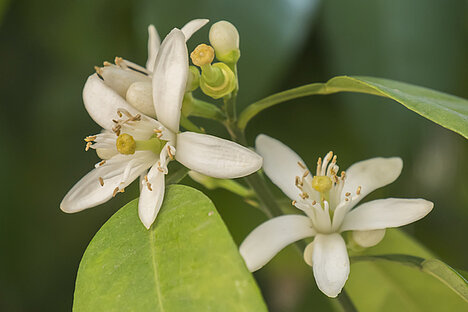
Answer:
[0,0,467,311]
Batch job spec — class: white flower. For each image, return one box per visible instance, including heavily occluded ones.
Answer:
[60,21,262,229]
[239,134,433,298]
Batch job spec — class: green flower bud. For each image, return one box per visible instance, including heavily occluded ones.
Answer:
[209,21,240,64]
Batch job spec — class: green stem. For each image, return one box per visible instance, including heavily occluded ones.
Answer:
[336,289,358,312]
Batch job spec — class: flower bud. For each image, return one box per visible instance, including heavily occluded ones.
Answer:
[209,21,240,63]
[352,229,386,248]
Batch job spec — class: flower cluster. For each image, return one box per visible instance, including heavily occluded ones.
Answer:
[60,19,261,229]
[60,19,434,299]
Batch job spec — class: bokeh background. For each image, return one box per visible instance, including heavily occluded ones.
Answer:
[0,0,467,311]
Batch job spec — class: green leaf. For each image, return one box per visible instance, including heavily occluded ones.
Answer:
[351,255,468,302]
[238,76,468,139]
[345,229,468,311]
[73,185,267,312]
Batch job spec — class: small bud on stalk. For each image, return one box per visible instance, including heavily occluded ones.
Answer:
[209,21,240,64]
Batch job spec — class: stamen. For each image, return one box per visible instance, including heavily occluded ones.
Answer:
[297,161,306,169]
[115,56,125,68]
[302,170,310,178]
[146,183,153,191]
[99,160,106,166]
[316,157,322,176]
[167,145,175,160]
[292,200,296,205]
[94,66,102,75]
[345,192,351,197]
[356,186,362,195]
[112,187,119,197]
[144,175,149,182]
[98,177,104,186]
[312,200,317,205]
[84,135,97,142]
[85,142,92,151]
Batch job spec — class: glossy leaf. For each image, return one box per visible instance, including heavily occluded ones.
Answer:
[346,229,468,311]
[238,76,468,139]
[351,255,468,302]
[73,185,267,312]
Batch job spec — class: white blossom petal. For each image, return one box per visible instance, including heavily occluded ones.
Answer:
[175,132,262,179]
[181,19,209,41]
[100,65,150,97]
[255,134,308,202]
[340,198,433,232]
[126,81,155,118]
[146,24,161,72]
[138,165,165,229]
[240,215,315,272]
[60,152,155,213]
[152,28,188,132]
[312,233,350,298]
[341,157,403,204]
[83,74,141,130]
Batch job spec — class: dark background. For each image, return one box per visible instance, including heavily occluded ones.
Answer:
[0,0,467,311]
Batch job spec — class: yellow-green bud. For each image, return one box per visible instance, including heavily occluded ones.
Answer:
[116,133,136,155]
[209,21,240,64]
[199,63,236,99]
[190,44,215,67]
[186,66,200,92]
[312,176,332,193]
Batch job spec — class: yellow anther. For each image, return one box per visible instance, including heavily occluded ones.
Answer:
[311,176,333,193]
[190,44,215,67]
[116,133,136,155]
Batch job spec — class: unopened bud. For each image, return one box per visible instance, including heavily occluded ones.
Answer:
[209,21,240,63]
[126,81,155,117]
[352,229,386,248]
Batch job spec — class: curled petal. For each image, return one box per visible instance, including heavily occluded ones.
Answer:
[312,233,350,298]
[341,157,403,205]
[138,165,165,229]
[146,24,161,72]
[176,132,262,179]
[60,153,155,213]
[181,19,209,41]
[83,74,140,130]
[240,215,315,272]
[152,29,188,132]
[255,134,309,202]
[340,198,433,232]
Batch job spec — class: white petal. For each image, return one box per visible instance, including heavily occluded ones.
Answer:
[255,134,308,202]
[100,65,149,97]
[181,19,209,41]
[152,29,188,132]
[342,157,403,204]
[138,165,165,229]
[312,233,350,298]
[340,198,433,232]
[303,241,314,267]
[239,215,315,272]
[175,132,262,179]
[146,24,161,72]
[83,74,141,130]
[60,153,155,213]
[352,229,386,248]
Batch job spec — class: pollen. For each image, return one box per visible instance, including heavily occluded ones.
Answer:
[116,133,136,155]
[190,44,215,67]
[311,175,333,193]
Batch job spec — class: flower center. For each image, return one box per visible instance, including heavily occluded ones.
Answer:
[116,133,165,155]
[312,176,332,193]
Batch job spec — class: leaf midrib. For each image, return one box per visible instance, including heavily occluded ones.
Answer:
[149,227,165,311]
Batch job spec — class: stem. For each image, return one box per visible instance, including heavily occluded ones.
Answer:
[336,289,358,312]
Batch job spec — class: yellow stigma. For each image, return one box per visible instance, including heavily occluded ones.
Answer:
[116,133,136,155]
[190,44,215,67]
[312,176,332,193]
